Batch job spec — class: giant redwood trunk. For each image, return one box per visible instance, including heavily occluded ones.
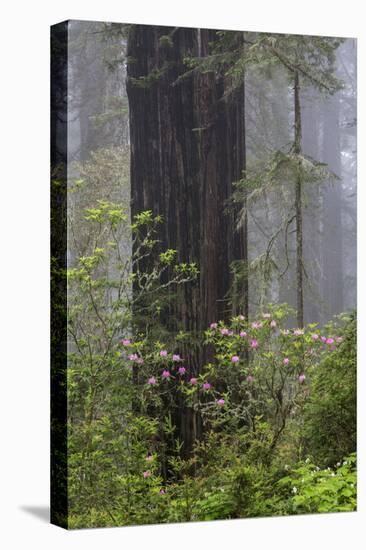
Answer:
[127,25,247,456]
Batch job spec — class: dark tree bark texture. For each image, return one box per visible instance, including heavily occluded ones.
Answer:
[127,25,247,455]
[50,20,69,528]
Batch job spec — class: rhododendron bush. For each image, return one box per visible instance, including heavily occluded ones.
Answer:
[65,190,356,529]
[67,231,357,528]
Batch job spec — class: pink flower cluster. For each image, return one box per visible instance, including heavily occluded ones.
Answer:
[220,328,234,336]
[312,333,342,350]
[129,353,144,364]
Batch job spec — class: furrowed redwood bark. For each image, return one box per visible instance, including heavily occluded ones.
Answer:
[127,25,247,455]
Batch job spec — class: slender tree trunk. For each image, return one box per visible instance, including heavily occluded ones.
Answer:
[294,71,304,328]
[321,94,344,318]
[242,78,249,320]
[301,88,322,324]
[236,75,248,320]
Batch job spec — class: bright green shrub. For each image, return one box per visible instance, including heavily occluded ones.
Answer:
[276,453,356,514]
[303,314,356,466]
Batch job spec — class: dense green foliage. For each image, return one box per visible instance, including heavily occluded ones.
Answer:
[303,315,357,466]
[67,202,356,528]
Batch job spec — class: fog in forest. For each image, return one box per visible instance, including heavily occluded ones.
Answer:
[66,21,356,327]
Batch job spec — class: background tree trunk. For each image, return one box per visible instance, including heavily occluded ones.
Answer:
[294,71,304,328]
[301,87,323,324]
[321,94,344,318]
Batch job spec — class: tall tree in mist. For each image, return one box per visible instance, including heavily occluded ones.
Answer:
[232,34,343,326]
[126,25,247,452]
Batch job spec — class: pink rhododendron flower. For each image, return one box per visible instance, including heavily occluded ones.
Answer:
[178,366,186,375]
[143,470,151,478]
[159,489,166,494]
[160,350,168,357]
[262,313,271,319]
[251,322,262,329]
[246,375,254,383]
[147,376,157,385]
[311,333,319,341]
[281,329,290,336]
[161,370,171,378]
[190,377,198,385]
[238,315,245,321]
[250,339,258,349]
[221,328,230,336]
[228,330,234,336]
[240,331,247,338]
[270,320,277,328]
[231,355,240,363]
[121,338,131,346]
[283,357,289,365]
[216,399,225,406]
[202,382,211,390]
[298,373,306,384]
[210,323,218,329]
[129,353,143,364]
[321,336,327,343]
[326,338,335,345]
[294,329,304,336]
[172,354,182,362]
[336,336,343,343]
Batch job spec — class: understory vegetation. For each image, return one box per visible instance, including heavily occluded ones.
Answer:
[66,205,356,528]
